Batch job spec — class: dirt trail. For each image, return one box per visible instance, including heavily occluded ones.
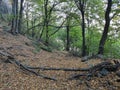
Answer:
[0,28,120,90]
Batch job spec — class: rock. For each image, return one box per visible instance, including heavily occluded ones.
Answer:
[100,68,109,76]
[96,54,104,59]
[81,56,88,62]
[81,56,91,62]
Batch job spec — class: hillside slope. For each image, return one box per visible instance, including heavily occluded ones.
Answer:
[0,27,120,90]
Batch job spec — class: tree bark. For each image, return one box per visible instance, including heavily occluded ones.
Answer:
[66,16,70,51]
[11,0,19,34]
[98,0,112,54]
[26,3,29,32]
[15,0,19,33]
[44,0,49,45]
[18,0,24,34]
[74,0,86,56]
[11,0,16,34]
[66,25,70,51]
[81,10,86,56]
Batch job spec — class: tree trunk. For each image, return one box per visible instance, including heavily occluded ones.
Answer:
[44,0,49,45]
[98,0,112,54]
[31,15,35,37]
[66,25,70,51]
[74,0,86,56]
[18,0,24,34]
[11,0,19,34]
[15,0,18,34]
[81,10,86,56]
[11,0,16,34]
[26,3,29,31]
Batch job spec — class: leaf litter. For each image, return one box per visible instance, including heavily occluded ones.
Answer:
[0,28,120,90]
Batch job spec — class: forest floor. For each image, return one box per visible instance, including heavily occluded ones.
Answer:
[0,26,120,90]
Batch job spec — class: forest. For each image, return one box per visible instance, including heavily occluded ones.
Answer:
[0,0,120,90]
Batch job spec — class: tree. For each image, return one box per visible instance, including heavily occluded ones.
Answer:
[11,0,19,34]
[98,0,112,55]
[0,0,12,22]
[11,0,24,35]
[74,0,87,56]
[31,0,61,44]
[66,15,70,51]
[18,0,24,34]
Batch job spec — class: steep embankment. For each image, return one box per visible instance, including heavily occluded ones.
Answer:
[0,27,120,90]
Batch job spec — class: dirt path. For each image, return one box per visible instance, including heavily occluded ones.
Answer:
[0,29,120,90]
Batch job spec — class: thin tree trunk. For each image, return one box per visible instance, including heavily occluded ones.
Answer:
[15,0,19,34]
[81,11,86,56]
[66,16,70,51]
[98,0,112,54]
[66,25,70,51]
[74,0,86,57]
[31,15,34,37]
[39,25,45,39]
[26,3,29,33]
[44,0,49,45]
[11,0,16,34]
[18,0,24,34]
[11,0,18,34]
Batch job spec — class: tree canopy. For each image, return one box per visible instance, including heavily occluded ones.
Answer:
[1,0,120,58]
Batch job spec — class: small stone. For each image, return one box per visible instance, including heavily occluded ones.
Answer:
[100,68,109,76]
[97,54,104,59]
[81,56,89,62]
[97,73,102,77]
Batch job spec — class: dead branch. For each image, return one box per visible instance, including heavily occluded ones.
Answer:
[68,73,92,80]
[26,66,89,71]
[0,50,57,81]
[12,59,57,81]
[1,49,120,81]
[68,61,120,80]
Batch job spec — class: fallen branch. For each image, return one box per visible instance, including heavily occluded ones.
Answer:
[1,50,120,81]
[12,59,57,81]
[26,66,89,71]
[0,50,57,81]
[68,61,120,80]
[68,73,92,80]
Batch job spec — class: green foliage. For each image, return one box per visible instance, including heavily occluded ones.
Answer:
[68,26,82,56]
[49,37,64,51]
[70,26,82,48]
[18,0,120,58]
[86,27,101,55]
[32,41,41,53]
[40,46,52,52]
[55,29,65,45]
[104,39,120,58]
[32,41,52,53]
[59,0,68,3]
